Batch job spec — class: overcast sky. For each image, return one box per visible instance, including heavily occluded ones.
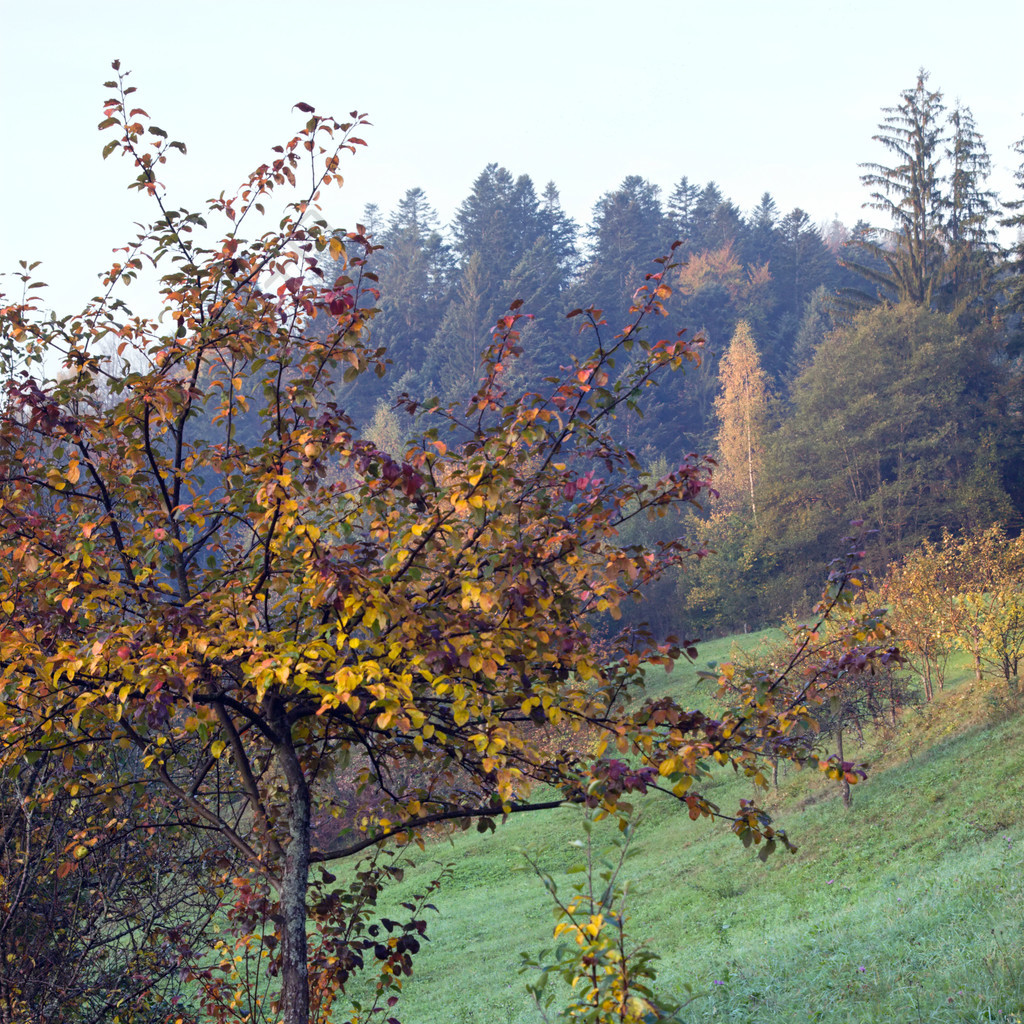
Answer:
[2,0,1022,314]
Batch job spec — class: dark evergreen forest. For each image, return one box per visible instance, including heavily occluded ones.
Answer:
[327,71,1024,638]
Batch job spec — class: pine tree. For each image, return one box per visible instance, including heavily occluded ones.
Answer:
[714,320,770,525]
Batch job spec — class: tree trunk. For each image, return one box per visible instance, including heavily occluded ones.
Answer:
[745,404,758,528]
[836,727,851,809]
[271,700,312,1024]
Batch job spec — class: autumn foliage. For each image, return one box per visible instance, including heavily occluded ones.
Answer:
[0,66,881,1023]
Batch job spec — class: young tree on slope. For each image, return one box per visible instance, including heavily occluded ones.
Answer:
[1,67,880,1024]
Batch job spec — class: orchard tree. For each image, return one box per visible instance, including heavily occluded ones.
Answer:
[940,526,1024,684]
[885,526,1024,689]
[705,528,904,810]
[880,540,957,700]
[2,67,868,1024]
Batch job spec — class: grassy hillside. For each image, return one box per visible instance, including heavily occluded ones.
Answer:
[354,634,1024,1024]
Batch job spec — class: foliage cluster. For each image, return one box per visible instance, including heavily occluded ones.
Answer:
[880,524,1024,696]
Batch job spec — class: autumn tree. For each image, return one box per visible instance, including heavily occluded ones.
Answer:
[713,320,769,525]
[938,526,1024,684]
[879,540,957,701]
[880,525,1023,694]
[1,68,870,1024]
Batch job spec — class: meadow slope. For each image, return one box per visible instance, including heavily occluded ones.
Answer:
[359,632,1024,1024]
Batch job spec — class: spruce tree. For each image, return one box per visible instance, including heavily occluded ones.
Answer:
[940,103,999,316]
[538,181,579,276]
[747,192,779,266]
[1000,132,1024,314]
[370,188,454,399]
[452,164,545,284]
[852,70,947,305]
[773,209,840,332]
[581,175,668,323]
[667,175,701,249]
[691,182,746,252]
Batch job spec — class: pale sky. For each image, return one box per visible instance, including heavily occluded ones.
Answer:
[2,0,1022,315]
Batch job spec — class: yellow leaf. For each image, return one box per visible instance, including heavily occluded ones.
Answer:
[672,776,693,797]
[211,739,227,759]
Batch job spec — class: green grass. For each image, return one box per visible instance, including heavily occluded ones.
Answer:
[348,641,1024,1024]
